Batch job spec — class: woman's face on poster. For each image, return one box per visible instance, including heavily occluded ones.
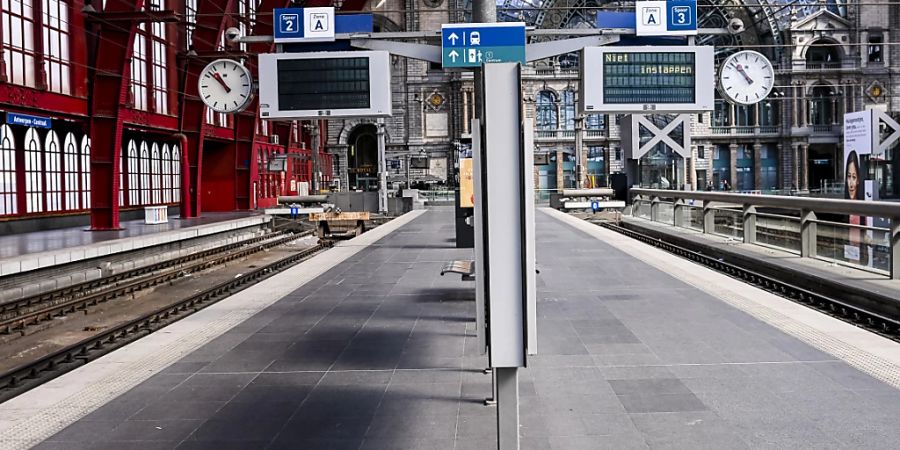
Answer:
[847,161,859,200]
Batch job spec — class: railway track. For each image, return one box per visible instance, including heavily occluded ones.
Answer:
[596,220,900,340]
[0,230,311,336]
[0,240,331,402]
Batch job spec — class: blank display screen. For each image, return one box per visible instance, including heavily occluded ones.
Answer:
[277,57,371,110]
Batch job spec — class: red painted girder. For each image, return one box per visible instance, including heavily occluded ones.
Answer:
[88,0,146,230]
[0,85,88,117]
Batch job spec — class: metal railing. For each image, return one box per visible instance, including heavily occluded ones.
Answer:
[630,189,900,279]
[534,129,606,140]
[418,190,455,202]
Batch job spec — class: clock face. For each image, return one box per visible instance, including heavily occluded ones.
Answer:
[718,50,774,105]
[198,59,254,113]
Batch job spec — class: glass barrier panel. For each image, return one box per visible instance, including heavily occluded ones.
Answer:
[712,208,743,239]
[815,221,890,274]
[756,214,801,254]
[658,201,674,224]
[687,206,703,231]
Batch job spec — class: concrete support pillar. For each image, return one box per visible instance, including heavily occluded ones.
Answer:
[792,144,800,191]
[743,204,757,244]
[702,200,715,234]
[800,209,817,258]
[800,144,809,191]
[729,143,738,188]
[650,195,660,222]
[753,143,763,191]
[892,218,900,280]
[556,150,565,191]
[674,198,686,227]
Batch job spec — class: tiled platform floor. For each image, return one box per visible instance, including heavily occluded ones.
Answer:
[32,207,900,449]
[0,212,262,260]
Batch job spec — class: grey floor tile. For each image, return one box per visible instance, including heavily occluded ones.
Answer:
[617,393,708,414]
[105,419,203,442]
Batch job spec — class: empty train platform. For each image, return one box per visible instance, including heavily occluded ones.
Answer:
[3,207,900,450]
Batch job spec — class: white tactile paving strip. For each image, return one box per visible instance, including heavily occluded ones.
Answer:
[0,210,426,450]
[545,207,900,390]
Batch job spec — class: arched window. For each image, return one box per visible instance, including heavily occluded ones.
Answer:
[171,145,181,201]
[81,136,91,208]
[806,41,841,69]
[127,140,140,206]
[161,144,171,203]
[151,143,161,204]
[0,125,16,215]
[809,85,838,125]
[63,132,79,210]
[561,90,576,130]
[25,128,43,213]
[536,90,558,131]
[140,142,151,205]
[44,131,62,212]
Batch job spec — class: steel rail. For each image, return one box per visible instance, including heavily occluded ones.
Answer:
[0,241,331,402]
[0,231,313,335]
[0,230,291,315]
[596,220,900,339]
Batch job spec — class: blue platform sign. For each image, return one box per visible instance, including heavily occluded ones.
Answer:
[667,0,697,34]
[441,22,526,68]
[6,112,51,129]
[274,7,335,43]
[635,0,697,36]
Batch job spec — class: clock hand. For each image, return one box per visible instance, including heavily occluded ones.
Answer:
[211,72,232,93]
[735,64,754,85]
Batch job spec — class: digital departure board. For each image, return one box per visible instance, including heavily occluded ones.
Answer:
[258,51,392,119]
[277,57,371,111]
[581,46,714,113]
[603,52,695,104]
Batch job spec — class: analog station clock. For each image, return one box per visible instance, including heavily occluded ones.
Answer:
[718,50,775,105]
[198,59,254,113]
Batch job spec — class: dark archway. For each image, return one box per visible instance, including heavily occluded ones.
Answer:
[347,124,379,190]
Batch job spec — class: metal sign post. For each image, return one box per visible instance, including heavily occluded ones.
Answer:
[377,118,388,214]
[479,62,534,450]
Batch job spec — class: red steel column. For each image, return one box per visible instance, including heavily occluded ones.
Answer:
[88,0,145,230]
[177,0,236,217]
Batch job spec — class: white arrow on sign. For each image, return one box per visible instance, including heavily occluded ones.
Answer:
[448,32,459,45]
[448,50,460,62]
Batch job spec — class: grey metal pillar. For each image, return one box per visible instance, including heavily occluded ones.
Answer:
[575,115,585,188]
[650,196,660,222]
[891,218,900,280]
[471,0,496,122]
[702,200,715,234]
[377,119,388,214]
[472,119,487,355]
[496,367,519,450]
[743,204,757,244]
[800,209,817,258]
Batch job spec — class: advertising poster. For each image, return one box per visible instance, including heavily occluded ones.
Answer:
[460,158,474,208]
[842,111,873,266]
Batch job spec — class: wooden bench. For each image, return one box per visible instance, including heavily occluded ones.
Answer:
[440,260,475,281]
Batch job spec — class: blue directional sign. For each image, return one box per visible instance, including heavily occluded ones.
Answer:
[441,22,526,68]
[274,7,335,43]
